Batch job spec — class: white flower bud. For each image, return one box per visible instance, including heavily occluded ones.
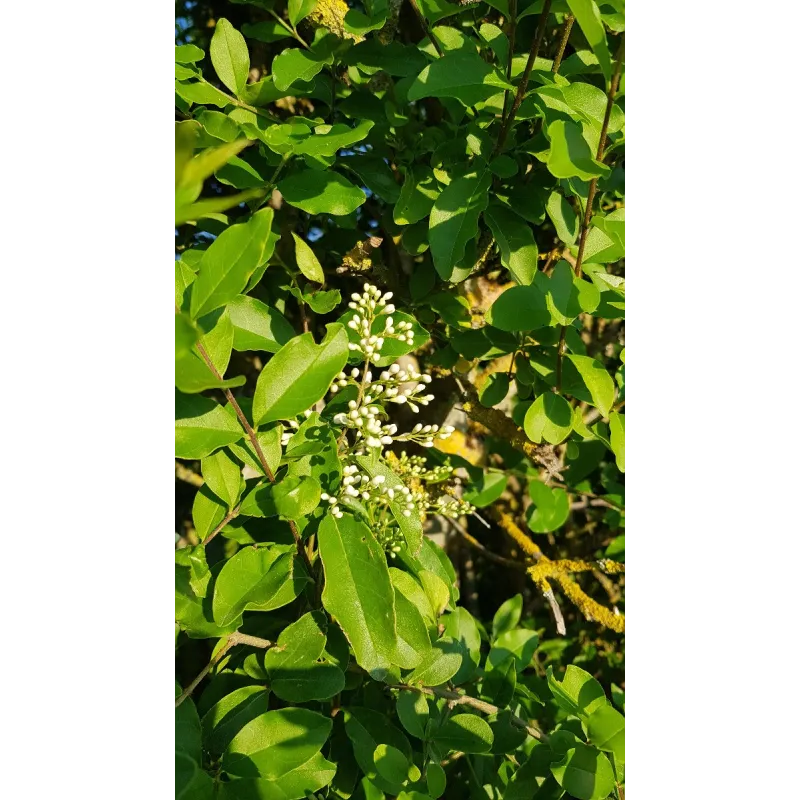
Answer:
[380,435,393,445]
[402,510,412,517]
[384,304,395,314]
[383,292,394,301]
[351,368,360,378]
[347,320,358,330]
[348,343,359,351]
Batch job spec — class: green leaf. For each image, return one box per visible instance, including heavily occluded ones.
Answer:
[550,743,615,800]
[585,703,625,763]
[212,545,308,625]
[223,707,333,779]
[394,166,440,226]
[484,204,539,285]
[252,324,349,425]
[227,295,296,353]
[429,168,491,281]
[289,0,318,26]
[295,120,375,158]
[463,470,507,508]
[565,355,615,416]
[279,170,366,216]
[263,611,346,702]
[374,743,412,786]
[229,426,283,479]
[486,284,550,331]
[609,411,624,472]
[546,191,580,245]
[390,569,436,625]
[190,209,274,319]
[418,569,451,616]
[210,18,250,96]
[442,607,481,684]
[318,514,399,680]
[176,44,205,64]
[524,393,572,444]
[201,686,271,756]
[547,120,611,181]
[292,233,324,283]
[406,640,462,687]
[355,454,423,554]
[272,48,329,92]
[566,0,612,81]
[481,654,516,708]
[479,23,509,65]
[176,313,200,359]
[492,594,522,641]
[427,763,446,797]
[546,665,607,718]
[219,753,337,800]
[433,713,494,754]
[393,589,432,670]
[395,690,429,740]
[344,154,402,204]
[527,482,570,533]
[489,628,539,672]
[176,392,243,459]
[408,51,513,105]
[201,449,242,509]
[273,475,321,520]
[547,261,600,324]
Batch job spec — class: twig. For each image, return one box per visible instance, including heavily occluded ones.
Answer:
[175,632,274,708]
[408,0,444,57]
[267,9,310,49]
[556,34,625,392]
[552,14,574,74]
[501,0,518,121]
[391,684,548,742]
[542,587,566,635]
[450,518,525,570]
[204,503,241,545]
[175,461,203,488]
[194,341,314,577]
[494,0,552,155]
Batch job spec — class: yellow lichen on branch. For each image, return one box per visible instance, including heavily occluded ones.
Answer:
[308,0,362,41]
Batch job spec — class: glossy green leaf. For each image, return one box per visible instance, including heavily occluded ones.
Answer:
[318,514,399,680]
[479,373,511,407]
[484,204,539,285]
[374,743,412,786]
[192,487,225,542]
[201,686,270,756]
[263,611,346,702]
[442,607,481,684]
[550,743,615,800]
[201,449,242,509]
[429,168,491,281]
[395,690,429,740]
[489,628,539,672]
[219,752,337,800]
[252,324,349,425]
[546,191,580,245]
[406,640,462,687]
[212,545,308,625]
[486,284,550,331]
[547,120,611,181]
[279,170,366,215]
[463,470,508,508]
[393,589,432,670]
[176,44,204,64]
[408,51,512,105]
[527,482,570,533]
[190,209,274,318]
[481,654,517,708]
[565,355,615,417]
[228,426,283,479]
[272,48,330,91]
[418,569,450,616]
[176,392,243,459]
[210,18,250,96]
[227,295,296,353]
[292,233,324,283]
[566,0,612,80]
[433,713,494,754]
[394,167,440,226]
[546,665,607,718]
[492,594,522,641]
[524,393,573,444]
[273,474,321,520]
[294,120,375,158]
[223,707,333,779]
[609,411,624,472]
[288,0,318,26]
[390,569,436,625]
[585,703,625,763]
[547,260,601,324]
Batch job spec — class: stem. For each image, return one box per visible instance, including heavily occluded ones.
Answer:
[552,14,574,74]
[203,503,241,545]
[408,0,444,57]
[194,341,314,577]
[493,0,552,156]
[450,518,525,570]
[391,684,548,742]
[199,77,281,123]
[268,9,310,49]
[175,632,274,708]
[501,0,518,122]
[556,34,624,392]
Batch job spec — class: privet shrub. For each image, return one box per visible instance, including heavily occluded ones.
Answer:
[175,1,625,798]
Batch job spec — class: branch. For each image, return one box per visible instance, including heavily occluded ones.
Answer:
[175,632,275,708]
[204,503,241,545]
[449,518,525,570]
[194,341,314,577]
[500,0,518,122]
[175,461,203,488]
[494,0,552,155]
[408,0,444,57]
[556,34,625,392]
[391,684,548,742]
[552,14,574,74]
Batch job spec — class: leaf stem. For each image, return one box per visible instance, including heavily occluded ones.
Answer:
[268,9,311,49]
[556,33,624,392]
[194,341,314,577]
[493,0,552,156]
[175,632,274,708]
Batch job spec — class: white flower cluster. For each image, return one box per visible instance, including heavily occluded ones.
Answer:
[321,463,417,522]
[394,452,454,483]
[344,284,415,359]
